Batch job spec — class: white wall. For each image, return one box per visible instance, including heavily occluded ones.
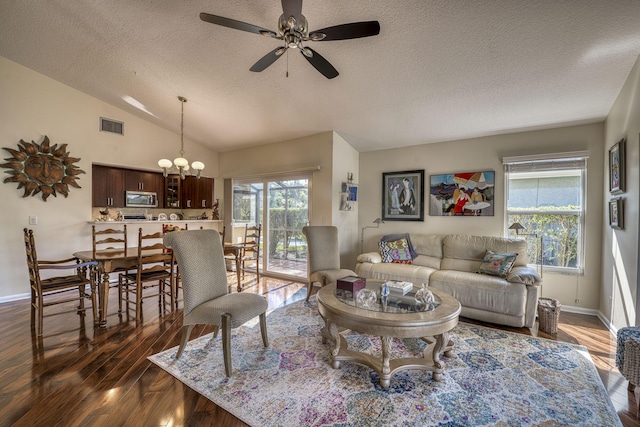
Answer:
[0,56,219,299]
[358,123,605,311]
[332,132,360,268]
[603,55,640,328]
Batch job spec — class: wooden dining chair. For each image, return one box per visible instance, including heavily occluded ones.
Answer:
[92,224,127,258]
[241,224,261,282]
[118,228,175,322]
[24,228,98,336]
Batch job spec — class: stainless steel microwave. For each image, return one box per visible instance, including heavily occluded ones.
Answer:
[125,191,158,208]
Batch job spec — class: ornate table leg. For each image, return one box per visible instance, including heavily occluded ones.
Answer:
[99,269,109,327]
[430,332,450,381]
[326,321,341,369]
[235,250,242,292]
[380,336,392,389]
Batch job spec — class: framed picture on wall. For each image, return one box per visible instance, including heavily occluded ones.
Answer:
[428,171,495,216]
[609,138,625,194]
[382,170,425,221]
[609,197,623,229]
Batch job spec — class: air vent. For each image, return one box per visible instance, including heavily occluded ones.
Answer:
[100,117,124,135]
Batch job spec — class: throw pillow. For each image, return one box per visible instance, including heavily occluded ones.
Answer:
[476,250,518,278]
[379,238,413,264]
[379,233,418,258]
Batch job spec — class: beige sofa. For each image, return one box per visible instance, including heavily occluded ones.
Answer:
[355,234,541,328]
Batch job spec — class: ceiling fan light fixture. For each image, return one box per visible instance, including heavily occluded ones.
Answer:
[200,2,380,79]
[259,29,276,38]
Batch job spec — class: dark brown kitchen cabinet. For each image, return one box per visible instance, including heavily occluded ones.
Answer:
[92,165,165,208]
[165,174,181,208]
[92,165,125,207]
[182,176,214,209]
[125,170,164,207]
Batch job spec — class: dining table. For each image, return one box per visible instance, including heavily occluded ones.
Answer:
[223,242,247,292]
[73,247,163,326]
[75,242,247,326]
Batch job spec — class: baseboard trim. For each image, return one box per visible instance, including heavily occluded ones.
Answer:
[0,293,30,304]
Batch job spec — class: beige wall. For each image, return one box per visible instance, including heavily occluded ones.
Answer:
[218,131,359,265]
[0,56,219,299]
[358,123,605,312]
[218,131,334,228]
[332,133,360,267]
[603,55,640,329]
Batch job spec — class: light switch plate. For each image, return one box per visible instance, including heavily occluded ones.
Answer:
[29,216,38,225]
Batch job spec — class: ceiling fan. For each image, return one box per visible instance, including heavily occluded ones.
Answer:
[200,0,380,79]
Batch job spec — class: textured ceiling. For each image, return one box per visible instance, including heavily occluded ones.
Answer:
[1,1,639,153]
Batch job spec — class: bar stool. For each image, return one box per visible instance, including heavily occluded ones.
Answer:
[616,326,640,416]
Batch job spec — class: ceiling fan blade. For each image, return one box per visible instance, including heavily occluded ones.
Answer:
[301,48,339,79]
[281,0,303,23]
[310,21,380,41]
[250,47,286,72]
[200,13,276,37]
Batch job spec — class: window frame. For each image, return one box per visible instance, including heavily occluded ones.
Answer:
[504,153,587,276]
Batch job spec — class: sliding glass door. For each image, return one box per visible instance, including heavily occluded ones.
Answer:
[231,174,310,280]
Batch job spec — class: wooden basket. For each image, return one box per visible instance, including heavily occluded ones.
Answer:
[537,297,561,334]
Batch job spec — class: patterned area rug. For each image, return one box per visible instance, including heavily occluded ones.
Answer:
[148,298,621,426]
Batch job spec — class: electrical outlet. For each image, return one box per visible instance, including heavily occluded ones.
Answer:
[29,216,38,225]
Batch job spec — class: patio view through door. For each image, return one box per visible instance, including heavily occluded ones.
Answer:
[231,174,310,281]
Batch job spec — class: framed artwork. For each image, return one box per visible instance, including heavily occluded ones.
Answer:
[339,182,358,211]
[609,138,625,194]
[1,135,85,201]
[609,197,623,229]
[382,170,425,221]
[429,170,495,216]
[349,186,358,202]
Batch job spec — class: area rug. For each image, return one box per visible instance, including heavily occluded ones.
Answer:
[148,298,622,426]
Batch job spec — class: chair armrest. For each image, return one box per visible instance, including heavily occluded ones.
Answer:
[38,259,98,270]
[357,252,382,264]
[38,257,81,265]
[507,266,541,286]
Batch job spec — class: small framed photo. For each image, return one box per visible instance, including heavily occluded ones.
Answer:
[609,197,623,229]
[609,138,625,194]
[382,170,425,221]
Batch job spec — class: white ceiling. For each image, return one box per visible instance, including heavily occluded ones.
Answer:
[1,1,639,153]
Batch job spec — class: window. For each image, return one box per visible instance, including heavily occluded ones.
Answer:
[504,153,587,274]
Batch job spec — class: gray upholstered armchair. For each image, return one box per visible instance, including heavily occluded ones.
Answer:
[163,229,269,377]
[302,226,356,301]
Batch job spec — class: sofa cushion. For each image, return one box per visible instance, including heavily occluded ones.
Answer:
[429,270,527,317]
[440,235,529,272]
[355,261,437,284]
[476,250,518,278]
[378,238,413,264]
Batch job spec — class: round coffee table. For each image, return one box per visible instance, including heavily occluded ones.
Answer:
[317,282,461,389]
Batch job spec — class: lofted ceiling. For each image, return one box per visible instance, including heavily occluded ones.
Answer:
[1,1,639,153]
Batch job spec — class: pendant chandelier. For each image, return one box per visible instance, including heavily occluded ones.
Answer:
[158,96,204,180]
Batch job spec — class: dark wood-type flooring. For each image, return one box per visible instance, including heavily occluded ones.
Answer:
[1,274,638,426]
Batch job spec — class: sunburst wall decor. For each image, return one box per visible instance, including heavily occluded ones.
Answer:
[1,135,85,201]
